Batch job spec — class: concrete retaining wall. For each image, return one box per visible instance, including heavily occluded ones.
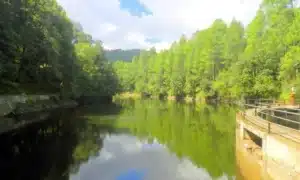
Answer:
[0,94,55,104]
[238,115,300,179]
[0,94,60,116]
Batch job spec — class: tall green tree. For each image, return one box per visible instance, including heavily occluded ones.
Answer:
[0,0,119,97]
[114,0,300,101]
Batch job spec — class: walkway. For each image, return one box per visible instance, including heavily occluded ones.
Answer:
[237,103,300,180]
[242,106,300,143]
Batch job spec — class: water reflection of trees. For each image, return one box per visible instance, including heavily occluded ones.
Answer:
[116,100,237,179]
[0,100,237,179]
[0,103,121,180]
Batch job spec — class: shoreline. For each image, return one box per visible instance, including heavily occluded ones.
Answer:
[114,92,211,104]
[0,94,76,117]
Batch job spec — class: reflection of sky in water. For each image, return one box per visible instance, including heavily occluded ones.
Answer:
[70,134,232,180]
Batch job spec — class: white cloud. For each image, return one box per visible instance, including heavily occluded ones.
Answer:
[96,148,115,162]
[176,159,212,180]
[105,134,143,153]
[58,0,262,50]
[126,32,147,46]
[176,158,235,180]
[102,23,118,34]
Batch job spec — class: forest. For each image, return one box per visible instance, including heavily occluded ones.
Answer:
[2,0,300,101]
[113,0,300,101]
[0,0,119,98]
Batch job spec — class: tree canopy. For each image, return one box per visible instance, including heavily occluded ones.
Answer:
[0,0,119,97]
[113,0,300,100]
[3,0,300,100]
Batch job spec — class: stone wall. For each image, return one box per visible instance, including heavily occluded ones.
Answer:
[0,94,73,116]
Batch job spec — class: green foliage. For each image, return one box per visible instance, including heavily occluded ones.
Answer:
[114,0,300,100]
[0,0,119,97]
[113,61,136,92]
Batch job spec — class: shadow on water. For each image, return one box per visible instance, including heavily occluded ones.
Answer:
[0,103,122,180]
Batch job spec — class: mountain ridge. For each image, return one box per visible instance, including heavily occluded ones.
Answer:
[104,49,141,62]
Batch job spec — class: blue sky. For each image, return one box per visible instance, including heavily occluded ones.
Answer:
[57,0,263,50]
[119,0,152,17]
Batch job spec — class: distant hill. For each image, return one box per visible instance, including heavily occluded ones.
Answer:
[104,49,141,62]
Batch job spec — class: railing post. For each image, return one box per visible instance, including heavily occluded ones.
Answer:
[255,105,257,116]
[259,98,262,108]
[267,109,271,133]
[243,103,246,117]
[298,113,300,130]
[285,110,288,127]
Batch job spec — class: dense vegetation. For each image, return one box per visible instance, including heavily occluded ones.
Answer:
[114,0,300,101]
[105,49,141,62]
[0,0,118,97]
[4,0,299,101]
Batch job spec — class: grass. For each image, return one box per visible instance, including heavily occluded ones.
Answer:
[113,92,142,100]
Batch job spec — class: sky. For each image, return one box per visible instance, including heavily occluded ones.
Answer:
[57,0,263,51]
[70,134,233,180]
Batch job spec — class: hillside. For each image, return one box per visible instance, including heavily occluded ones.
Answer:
[104,49,141,62]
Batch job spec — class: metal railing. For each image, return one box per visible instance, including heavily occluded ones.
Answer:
[245,98,300,107]
[239,99,300,131]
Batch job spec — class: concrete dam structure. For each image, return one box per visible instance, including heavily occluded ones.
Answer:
[236,101,300,180]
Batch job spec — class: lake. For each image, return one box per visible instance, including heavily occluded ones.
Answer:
[0,99,242,180]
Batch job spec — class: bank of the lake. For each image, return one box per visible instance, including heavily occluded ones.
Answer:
[0,94,78,116]
[0,93,121,134]
[114,92,212,103]
[113,92,142,100]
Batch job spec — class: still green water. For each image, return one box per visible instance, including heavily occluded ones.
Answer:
[0,99,238,180]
